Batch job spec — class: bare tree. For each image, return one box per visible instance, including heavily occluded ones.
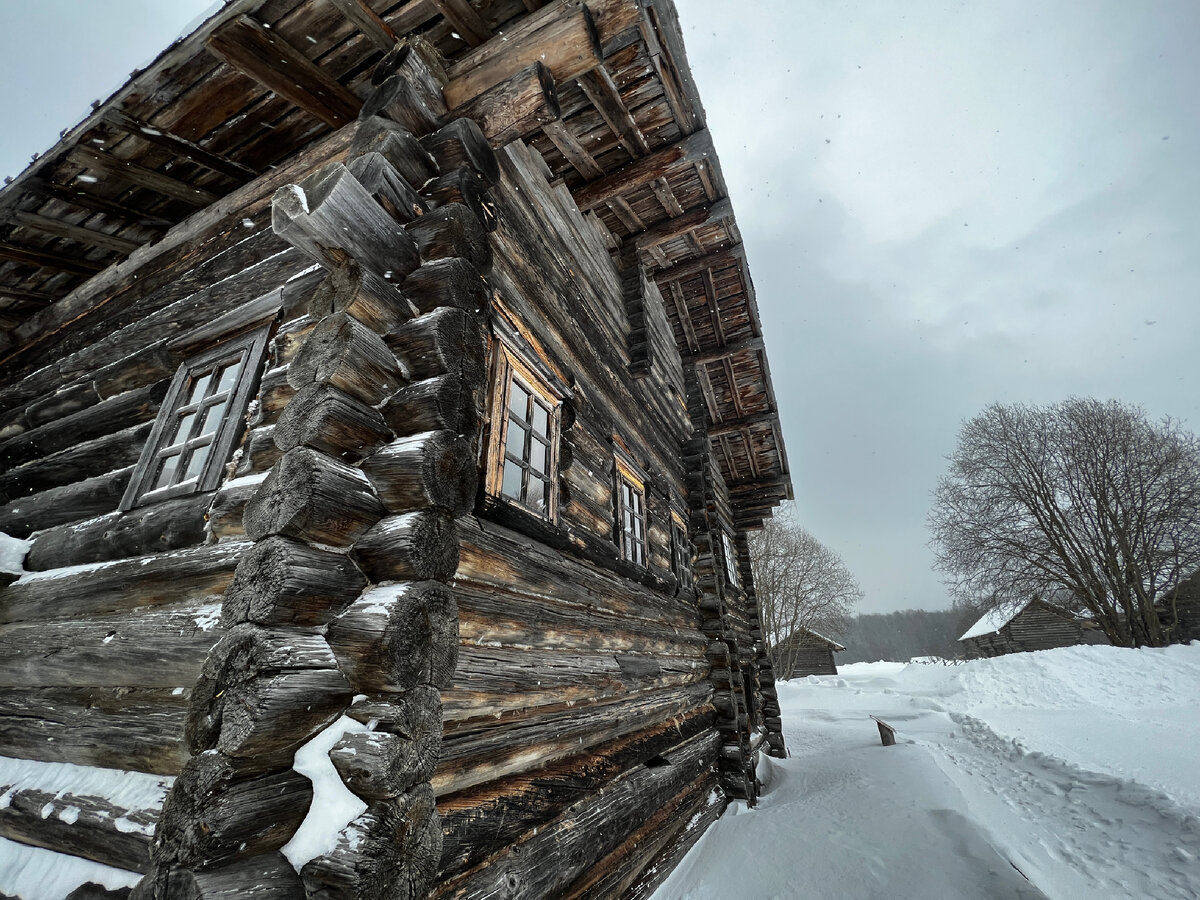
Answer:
[749,508,863,676]
[929,398,1200,647]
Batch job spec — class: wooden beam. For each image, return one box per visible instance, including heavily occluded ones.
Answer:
[605,196,644,233]
[24,177,176,228]
[702,268,727,347]
[665,279,699,353]
[206,15,362,128]
[104,110,257,181]
[68,147,220,206]
[706,411,779,438]
[389,0,440,34]
[684,337,764,366]
[572,131,712,210]
[432,0,493,47]
[634,198,732,250]
[0,242,105,277]
[542,120,604,179]
[0,287,59,304]
[651,244,744,282]
[455,61,562,146]
[327,0,398,51]
[577,66,648,157]
[651,176,684,216]
[5,210,142,255]
[444,6,601,107]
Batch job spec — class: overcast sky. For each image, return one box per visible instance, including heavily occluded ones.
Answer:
[2,2,1197,614]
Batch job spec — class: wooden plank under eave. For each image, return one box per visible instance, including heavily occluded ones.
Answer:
[634,197,732,250]
[431,0,492,47]
[444,6,602,108]
[6,210,142,255]
[577,65,649,158]
[683,337,764,366]
[572,129,713,210]
[649,243,744,282]
[67,147,220,206]
[706,410,779,438]
[206,14,362,129]
[326,0,398,52]
[0,243,105,278]
[103,109,258,181]
[542,119,604,179]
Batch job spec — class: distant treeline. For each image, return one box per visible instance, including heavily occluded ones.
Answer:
[837,608,976,664]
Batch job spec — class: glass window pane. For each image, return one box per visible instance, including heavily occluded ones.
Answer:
[199,399,228,438]
[502,460,524,499]
[526,473,548,512]
[508,382,529,420]
[168,411,196,446]
[153,453,180,490]
[186,372,213,405]
[182,443,212,482]
[215,360,241,394]
[529,439,547,475]
[506,420,528,461]
[531,401,549,437]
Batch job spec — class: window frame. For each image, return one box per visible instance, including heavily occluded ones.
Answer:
[722,530,741,591]
[670,510,693,591]
[485,345,562,521]
[615,457,648,567]
[120,325,269,511]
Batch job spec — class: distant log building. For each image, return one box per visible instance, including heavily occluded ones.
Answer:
[773,628,845,677]
[0,1,794,897]
[959,600,1108,659]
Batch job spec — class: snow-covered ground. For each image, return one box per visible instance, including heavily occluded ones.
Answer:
[654,643,1200,900]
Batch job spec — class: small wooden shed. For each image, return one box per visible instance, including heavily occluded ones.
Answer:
[774,627,845,677]
[959,599,1107,659]
[0,2,794,898]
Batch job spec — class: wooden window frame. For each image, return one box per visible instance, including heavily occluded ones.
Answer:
[670,510,693,591]
[615,456,648,567]
[120,325,269,511]
[722,530,741,591]
[485,345,561,521]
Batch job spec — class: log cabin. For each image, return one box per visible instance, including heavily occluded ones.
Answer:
[958,599,1108,659]
[0,2,793,897]
[772,628,845,678]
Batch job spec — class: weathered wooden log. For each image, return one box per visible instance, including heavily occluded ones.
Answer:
[24,491,212,572]
[287,311,406,406]
[308,262,418,334]
[621,783,726,900]
[351,510,460,583]
[234,425,282,478]
[0,421,151,504]
[437,705,714,878]
[93,343,178,401]
[243,447,385,547]
[348,116,438,190]
[153,753,312,869]
[435,731,720,899]
[252,366,295,427]
[223,536,366,628]
[0,541,246,624]
[434,684,712,797]
[419,118,499,188]
[131,851,302,899]
[0,381,168,468]
[0,685,189,775]
[346,150,428,224]
[23,380,101,428]
[402,257,489,315]
[204,475,264,542]
[406,203,491,274]
[456,61,560,146]
[0,599,224,689]
[300,786,441,900]
[387,307,486,384]
[272,165,420,281]
[186,624,351,768]
[0,784,157,873]
[331,690,441,799]
[380,375,483,442]
[273,383,392,461]
[444,6,599,108]
[424,168,495,232]
[359,39,448,137]
[359,431,475,516]
[326,581,459,692]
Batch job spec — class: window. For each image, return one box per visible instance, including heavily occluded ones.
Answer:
[616,459,647,566]
[486,346,560,519]
[722,531,741,590]
[671,510,693,591]
[121,326,269,510]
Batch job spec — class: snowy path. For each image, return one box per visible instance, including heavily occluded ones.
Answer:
[652,645,1200,900]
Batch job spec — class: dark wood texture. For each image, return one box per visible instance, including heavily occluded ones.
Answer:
[351,510,460,583]
[222,535,366,627]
